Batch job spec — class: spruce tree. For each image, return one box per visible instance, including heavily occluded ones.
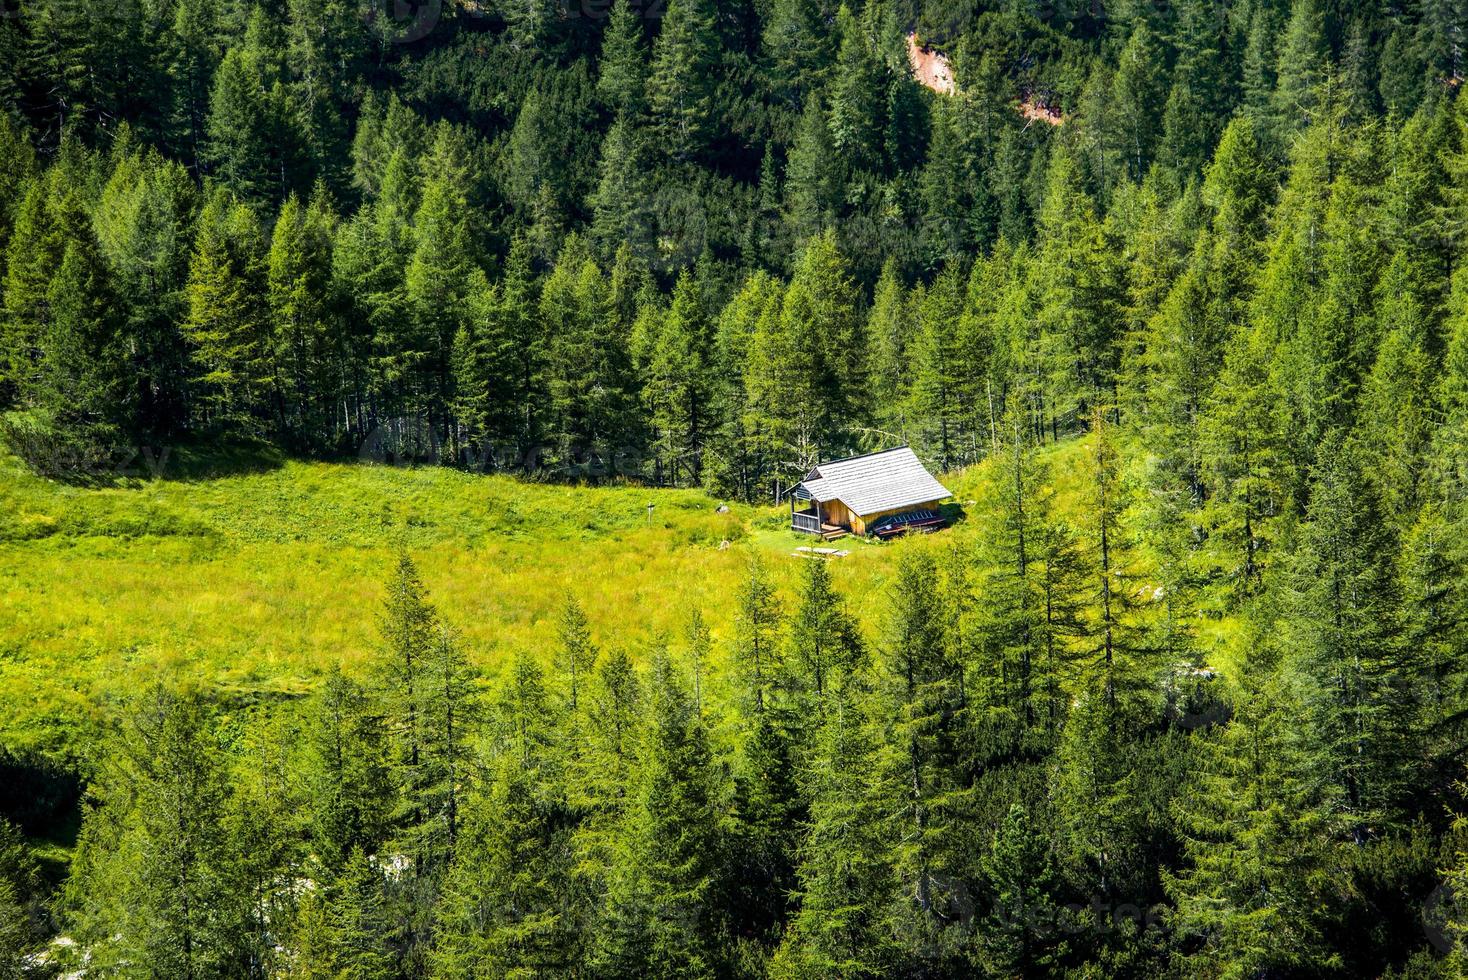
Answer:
[788,555,862,704]
[761,0,830,112]
[785,96,840,246]
[597,0,648,118]
[37,234,129,447]
[68,687,251,978]
[772,682,894,978]
[1110,21,1168,184]
[976,802,1069,975]
[592,657,727,978]
[828,6,885,174]
[434,655,579,977]
[557,591,596,712]
[301,667,393,872]
[1283,434,1411,831]
[875,549,974,966]
[647,0,720,163]
[93,147,196,438]
[1167,609,1338,975]
[181,187,273,432]
[320,848,396,980]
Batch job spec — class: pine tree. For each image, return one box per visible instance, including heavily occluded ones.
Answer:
[68,687,251,978]
[1157,0,1230,181]
[684,607,711,713]
[542,247,641,470]
[268,191,336,448]
[181,187,273,432]
[1198,321,1288,600]
[788,555,863,705]
[375,551,437,859]
[228,706,304,977]
[648,0,720,163]
[163,0,225,172]
[876,549,974,965]
[642,270,713,484]
[592,657,727,978]
[433,656,579,977]
[772,682,894,978]
[557,591,596,712]
[779,230,865,445]
[734,554,782,713]
[785,96,840,246]
[0,115,36,284]
[598,0,648,118]
[1078,412,1160,724]
[405,126,477,440]
[301,667,392,872]
[707,269,783,499]
[867,260,910,428]
[572,648,643,871]
[2,171,86,409]
[414,625,479,856]
[1356,252,1435,522]
[972,404,1078,751]
[919,91,997,268]
[1031,147,1125,433]
[908,264,982,469]
[285,0,363,192]
[449,281,492,466]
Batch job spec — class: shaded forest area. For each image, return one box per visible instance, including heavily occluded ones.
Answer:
[5,0,1462,496]
[9,0,1468,976]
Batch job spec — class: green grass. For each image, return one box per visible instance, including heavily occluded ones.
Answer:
[0,433,1185,770]
[0,449,1002,760]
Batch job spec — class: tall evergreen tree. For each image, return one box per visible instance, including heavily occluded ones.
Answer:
[181,188,273,431]
[68,687,251,978]
[592,657,727,978]
[647,0,720,163]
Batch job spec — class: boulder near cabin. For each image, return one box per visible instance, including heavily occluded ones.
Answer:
[789,447,953,540]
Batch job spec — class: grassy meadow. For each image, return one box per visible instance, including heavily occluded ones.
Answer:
[0,432,1187,778]
[0,445,1046,760]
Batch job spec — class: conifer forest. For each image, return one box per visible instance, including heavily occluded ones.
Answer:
[10,0,1468,976]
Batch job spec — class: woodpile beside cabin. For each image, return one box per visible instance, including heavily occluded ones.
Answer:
[789,447,953,540]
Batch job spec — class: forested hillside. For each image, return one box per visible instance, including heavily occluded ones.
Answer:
[7,0,1468,975]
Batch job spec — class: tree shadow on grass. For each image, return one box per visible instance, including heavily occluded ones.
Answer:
[0,415,288,486]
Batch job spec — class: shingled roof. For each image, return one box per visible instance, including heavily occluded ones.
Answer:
[795,447,952,516]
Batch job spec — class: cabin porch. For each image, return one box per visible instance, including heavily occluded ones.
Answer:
[790,499,849,540]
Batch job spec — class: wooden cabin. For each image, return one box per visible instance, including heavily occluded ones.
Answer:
[790,447,953,540]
